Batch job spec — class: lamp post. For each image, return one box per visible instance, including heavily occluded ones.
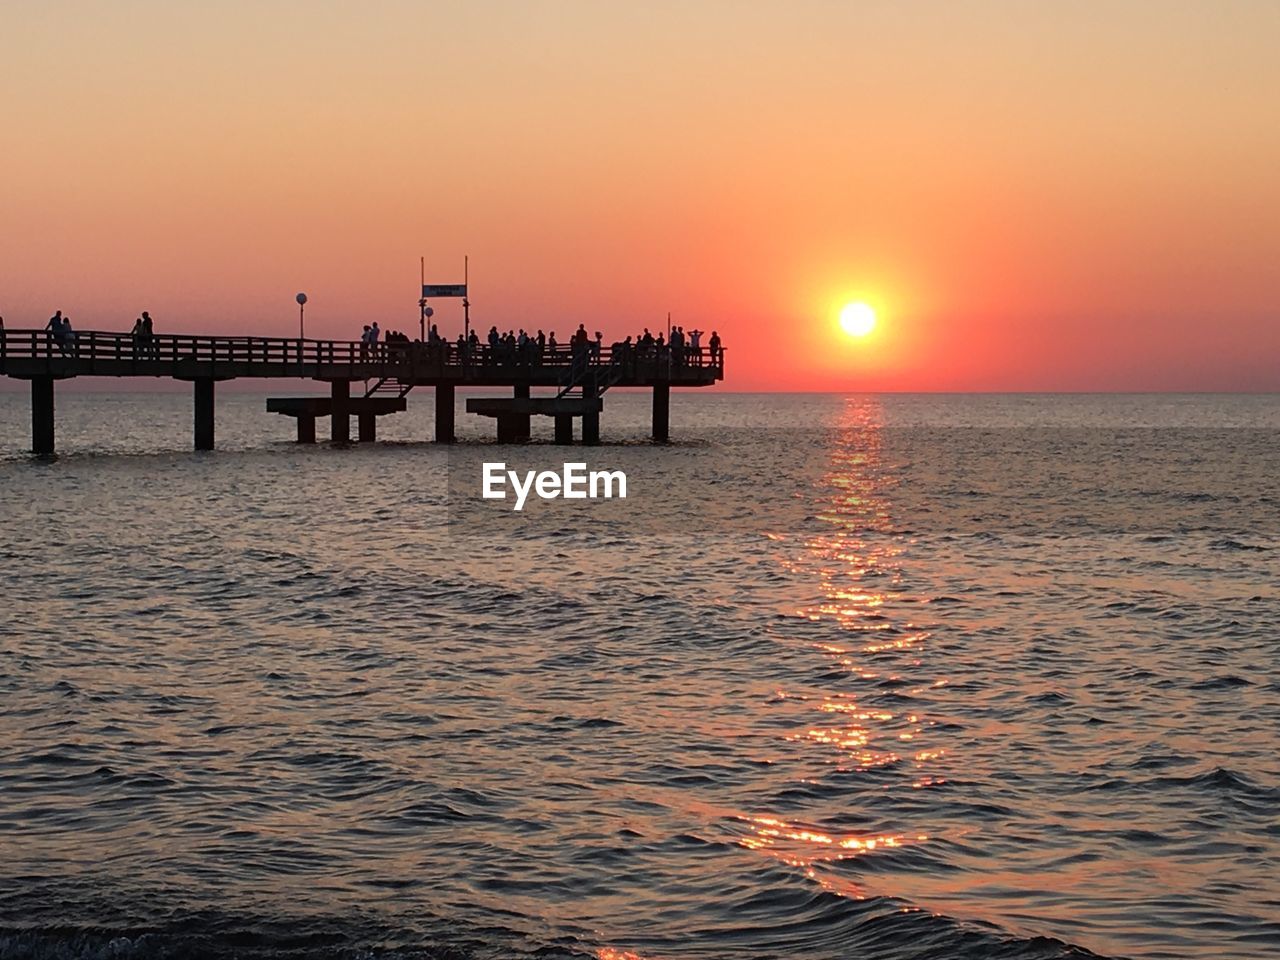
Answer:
[296,292,308,339]
[420,302,433,341]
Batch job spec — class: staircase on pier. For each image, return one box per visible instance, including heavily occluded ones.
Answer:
[556,352,623,402]
[364,376,415,399]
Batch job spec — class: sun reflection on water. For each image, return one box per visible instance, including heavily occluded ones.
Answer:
[597,949,654,960]
[743,397,947,892]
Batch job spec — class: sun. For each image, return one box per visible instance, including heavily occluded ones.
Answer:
[839,302,877,337]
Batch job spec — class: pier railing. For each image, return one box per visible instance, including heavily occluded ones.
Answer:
[4,328,724,451]
[0,329,724,383]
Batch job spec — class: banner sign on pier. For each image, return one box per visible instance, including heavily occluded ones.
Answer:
[422,284,468,298]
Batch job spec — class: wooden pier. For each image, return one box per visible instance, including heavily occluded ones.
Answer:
[0,329,723,453]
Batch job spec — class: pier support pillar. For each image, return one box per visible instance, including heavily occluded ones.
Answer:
[554,414,574,445]
[194,377,215,451]
[652,382,670,443]
[582,407,600,446]
[512,383,531,441]
[358,412,377,443]
[435,383,455,443]
[496,413,525,444]
[296,415,316,444]
[31,376,54,456]
[330,380,350,443]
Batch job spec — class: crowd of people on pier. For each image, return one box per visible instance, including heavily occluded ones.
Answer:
[15,307,722,372]
[353,320,722,369]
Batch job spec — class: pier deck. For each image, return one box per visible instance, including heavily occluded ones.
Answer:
[0,329,723,453]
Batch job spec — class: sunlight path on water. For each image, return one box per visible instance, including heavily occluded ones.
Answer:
[738,398,949,905]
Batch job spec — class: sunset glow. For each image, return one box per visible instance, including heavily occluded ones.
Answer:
[1,3,1278,391]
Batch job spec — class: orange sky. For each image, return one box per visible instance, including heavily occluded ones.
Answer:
[2,1,1277,390]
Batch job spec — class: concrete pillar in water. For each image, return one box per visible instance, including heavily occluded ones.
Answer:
[554,414,574,445]
[582,407,600,446]
[330,380,350,443]
[296,415,316,444]
[31,376,55,456]
[652,382,670,443]
[194,377,215,451]
[358,412,377,442]
[435,383,455,443]
[496,413,523,444]
[512,382,531,441]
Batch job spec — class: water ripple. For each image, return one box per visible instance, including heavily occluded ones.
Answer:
[1,392,1278,959]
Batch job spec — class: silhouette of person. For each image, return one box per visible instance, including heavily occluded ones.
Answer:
[46,311,69,354]
[140,311,155,358]
[688,327,703,364]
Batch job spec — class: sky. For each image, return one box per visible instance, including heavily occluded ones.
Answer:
[2,0,1278,391]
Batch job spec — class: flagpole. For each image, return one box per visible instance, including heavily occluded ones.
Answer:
[419,256,426,340]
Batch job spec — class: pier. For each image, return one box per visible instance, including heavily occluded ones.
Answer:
[0,329,723,454]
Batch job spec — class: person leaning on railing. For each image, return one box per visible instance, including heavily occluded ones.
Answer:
[45,311,78,356]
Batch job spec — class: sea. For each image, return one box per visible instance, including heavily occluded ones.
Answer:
[0,390,1277,960]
